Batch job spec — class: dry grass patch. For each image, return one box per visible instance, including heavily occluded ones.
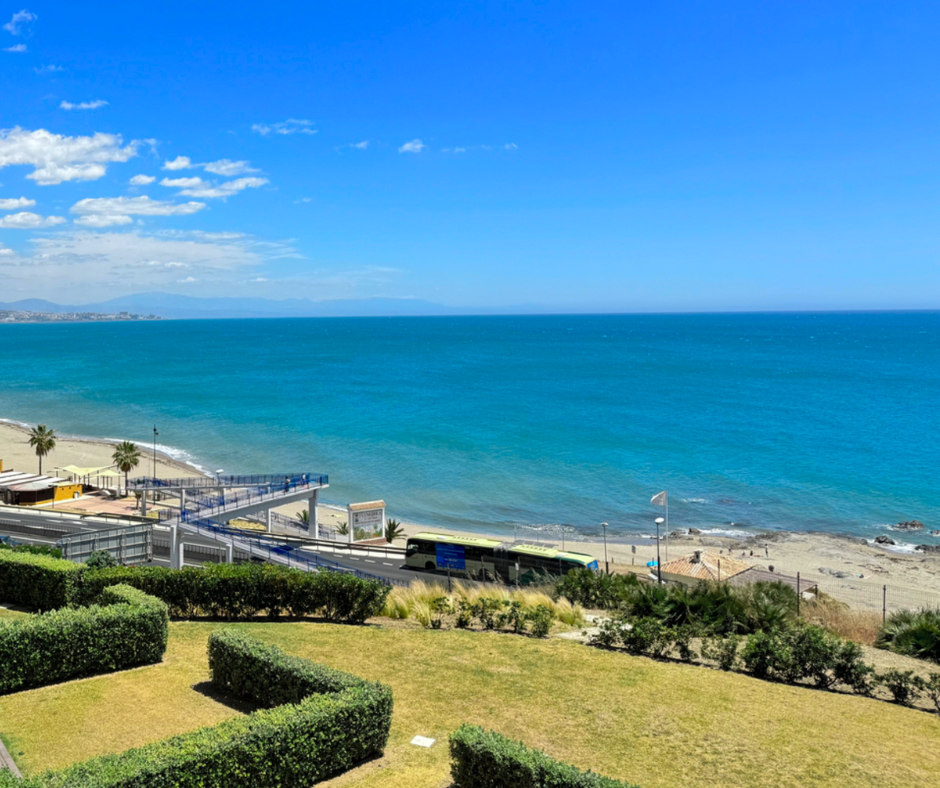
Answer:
[1,621,939,787]
[382,579,585,628]
[804,598,883,645]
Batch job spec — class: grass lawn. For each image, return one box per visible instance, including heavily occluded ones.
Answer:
[1,620,939,788]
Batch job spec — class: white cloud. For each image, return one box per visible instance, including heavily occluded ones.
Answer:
[0,127,138,185]
[251,276,268,282]
[176,176,268,199]
[398,139,426,153]
[3,43,26,53]
[252,119,316,136]
[162,156,192,170]
[34,64,63,74]
[3,10,36,36]
[202,159,257,176]
[293,197,312,204]
[73,214,134,228]
[71,196,206,217]
[0,196,35,210]
[129,174,156,185]
[0,211,65,229]
[351,141,369,149]
[60,99,108,111]
[0,245,14,255]
[505,143,518,150]
[177,276,197,283]
[160,176,204,188]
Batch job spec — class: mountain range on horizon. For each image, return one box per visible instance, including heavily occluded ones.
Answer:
[0,293,471,320]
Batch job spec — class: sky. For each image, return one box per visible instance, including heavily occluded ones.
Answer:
[0,2,938,311]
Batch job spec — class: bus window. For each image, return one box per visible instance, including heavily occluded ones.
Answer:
[406,543,419,557]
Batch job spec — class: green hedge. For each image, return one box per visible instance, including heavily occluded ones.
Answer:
[208,628,362,705]
[0,550,83,612]
[74,563,391,624]
[0,584,169,695]
[12,632,393,788]
[450,725,637,788]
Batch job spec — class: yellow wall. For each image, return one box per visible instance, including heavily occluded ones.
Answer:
[53,483,83,502]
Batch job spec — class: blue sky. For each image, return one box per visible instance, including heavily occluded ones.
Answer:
[0,2,938,310]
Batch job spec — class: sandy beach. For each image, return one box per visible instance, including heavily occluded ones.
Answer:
[3,418,940,611]
[0,420,202,482]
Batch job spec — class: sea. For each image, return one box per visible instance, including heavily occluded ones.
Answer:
[0,312,937,543]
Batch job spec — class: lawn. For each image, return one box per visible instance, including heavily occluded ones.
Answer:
[1,620,939,788]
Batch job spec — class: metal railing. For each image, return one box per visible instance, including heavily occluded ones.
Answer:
[128,473,328,490]
[180,477,322,522]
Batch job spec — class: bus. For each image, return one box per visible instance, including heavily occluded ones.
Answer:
[405,531,599,584]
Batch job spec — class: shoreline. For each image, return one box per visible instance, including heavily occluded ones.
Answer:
[3,417,940,610]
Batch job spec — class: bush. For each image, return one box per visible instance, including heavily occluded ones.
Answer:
[0,584,168,695]
[85,550,120,569]
[72,563,391,624]
[923,673,940,713]
[877,669,924,706]
[0,550,83,612]
[527,604,554,638]
[876,608,940,663]
[555,569,639,609]
[0,540,62,558]
[449,724,638,788]
[14,631,393,788]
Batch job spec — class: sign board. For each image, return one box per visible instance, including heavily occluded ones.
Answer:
[346,500,386,544]
[436,543,466,570]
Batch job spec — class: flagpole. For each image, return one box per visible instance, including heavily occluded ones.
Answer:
[665,494,669,564]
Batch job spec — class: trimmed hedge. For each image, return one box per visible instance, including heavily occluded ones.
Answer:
[74,563,391,624]
[450,725,637,788]
[209,628,362,705]
[0,550,83,612]
[0,584,169,695]
[11,632,393,788]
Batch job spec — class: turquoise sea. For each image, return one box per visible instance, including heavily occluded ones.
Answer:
[0,312,937,541]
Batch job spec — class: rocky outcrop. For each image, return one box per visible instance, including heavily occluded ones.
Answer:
[874,535,896,546]
[893,520,925,532]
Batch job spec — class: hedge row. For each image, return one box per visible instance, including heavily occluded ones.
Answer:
[208,628,362,706]
[5,632,393,788]
[0,550,83,612]
[450,725,637,788]
[0,584,169,695]
[74,563,391,623]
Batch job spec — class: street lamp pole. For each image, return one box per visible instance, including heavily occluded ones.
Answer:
[655,517,664,584]
[152,426,159,507]
[601,522,609,574]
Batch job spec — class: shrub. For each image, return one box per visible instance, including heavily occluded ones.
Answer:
[85,550,120,569]
[590,616,624,649]
[555,569,639,609]
[0,540,62,558]
[714,635,741,671]
[449,724,637,788]
[0,584,168,695]
[0,550,83,612]
[923,673,940,713]
[621,618,669,657]
[877,669,925,706]
[876,608,940,663]
[832,640,875,695]
[14,631,392,788]
[740,630,779,679]
[527,604,554,638]
[72,563,390,624]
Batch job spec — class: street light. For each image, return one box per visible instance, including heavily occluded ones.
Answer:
[601,522,609,574]
[655,517,665,584]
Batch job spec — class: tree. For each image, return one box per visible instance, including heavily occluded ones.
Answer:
[111,440,142,494]
[385,518,405,544]
[27,425,56,475]
[296,509,310,524]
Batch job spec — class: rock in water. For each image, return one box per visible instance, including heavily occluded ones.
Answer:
[894,520,925,531]
[874,535,896,546]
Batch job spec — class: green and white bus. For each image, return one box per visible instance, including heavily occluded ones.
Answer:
[405,531,599,584]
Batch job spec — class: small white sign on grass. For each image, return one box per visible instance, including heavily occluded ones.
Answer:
[410,735,436,748]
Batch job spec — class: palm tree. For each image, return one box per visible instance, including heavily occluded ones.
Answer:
[112,441,142,495]
[27,425,56,475]
[384,518,405,544]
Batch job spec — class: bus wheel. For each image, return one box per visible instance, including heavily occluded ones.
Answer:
[425,561,436,571]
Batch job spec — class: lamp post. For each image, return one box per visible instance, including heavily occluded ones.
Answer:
[655,517,664,584]
[152,425,158,507]
[601,522,609,574]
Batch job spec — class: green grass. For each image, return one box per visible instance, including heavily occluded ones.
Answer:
[1,620,939,788]
[0,605,29,620]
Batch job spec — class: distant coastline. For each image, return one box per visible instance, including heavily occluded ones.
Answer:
[0,309,161,324]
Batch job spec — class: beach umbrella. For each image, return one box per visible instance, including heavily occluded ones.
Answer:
[646,560,659,567]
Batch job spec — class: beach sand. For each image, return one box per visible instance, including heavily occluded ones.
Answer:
[3,419,939,611]
[0,420,202,482]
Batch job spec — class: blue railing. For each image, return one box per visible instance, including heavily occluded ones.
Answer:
[179,477,320,522]
[179,516,401,584]
[128,473,328,490]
